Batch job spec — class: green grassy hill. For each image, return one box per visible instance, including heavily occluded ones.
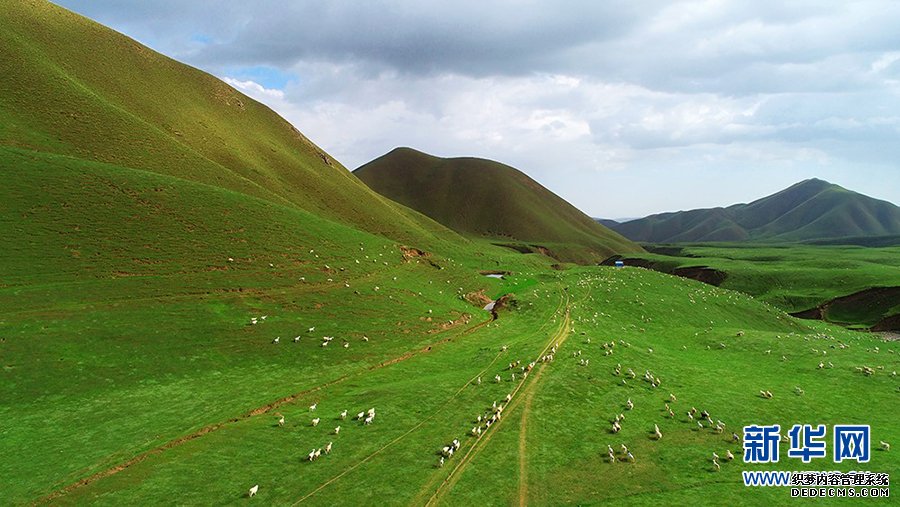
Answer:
[606,179,900,243]
[354,147,642,263]
[1,2,897,505]
[612,243,900,330]
[4,264,895,505]
[0,0,459,249]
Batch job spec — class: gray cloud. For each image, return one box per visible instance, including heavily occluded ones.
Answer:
[53,0,900,216]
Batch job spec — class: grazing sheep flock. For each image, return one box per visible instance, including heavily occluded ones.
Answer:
[227,269,894,502]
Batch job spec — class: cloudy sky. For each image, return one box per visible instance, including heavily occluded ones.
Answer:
[56,1,900,218]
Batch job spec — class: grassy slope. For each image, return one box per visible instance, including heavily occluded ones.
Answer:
[623,244,900,327]
[0,0,458,248]
[609,179,900,243]
[354,147,642,263]
[9,266,893,506]
[0,2,896,505]
[0,147,556,502]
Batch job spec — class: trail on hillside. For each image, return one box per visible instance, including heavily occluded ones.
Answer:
[296,288,569,505]
[516,301,577,506]
[423,293,573,507]
[36,313,492,504]
[291,341,507,505]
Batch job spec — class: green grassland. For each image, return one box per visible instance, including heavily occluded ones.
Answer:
[1,1,898,505]
[3,261,897,505]
[354,147,641,263]
[618,244,900,329]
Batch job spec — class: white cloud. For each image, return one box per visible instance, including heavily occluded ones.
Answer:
[55,0,900,216]
[221,77,285,100]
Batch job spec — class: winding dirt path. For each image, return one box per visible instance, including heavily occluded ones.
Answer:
[517,308,573,507]
[297,288,569,505]
[423,293,572,507]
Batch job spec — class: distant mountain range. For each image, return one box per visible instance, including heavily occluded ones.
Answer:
[354,148,641,263]
[601,179,900,243]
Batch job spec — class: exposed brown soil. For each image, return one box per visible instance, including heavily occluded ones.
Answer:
[872,314,900,332]
[672,266,728,286]
[399,245,428,260]
[600,257,726,286]
[790,286,900,331]
[463,289,493,307]
[399,245,442,269]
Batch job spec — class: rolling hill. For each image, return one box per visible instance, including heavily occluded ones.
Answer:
[0,0,462,262]
[354,147,642,263]
[604,178,900,243]
[2,2,898,505]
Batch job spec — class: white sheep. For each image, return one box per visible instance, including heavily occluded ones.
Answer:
[310,403,317,411]
[364,415,374,425]
[325,442,332,454]
[276,414,285,427]
[340,410,348,419]
[881,441,891,451]
[249,484,259,497]
[272,337,280,344]
[311,418,320,427]
[334,426,341,435]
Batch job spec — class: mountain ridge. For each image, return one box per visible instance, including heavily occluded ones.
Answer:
[354,147,642,263]
[603,178,900,243]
